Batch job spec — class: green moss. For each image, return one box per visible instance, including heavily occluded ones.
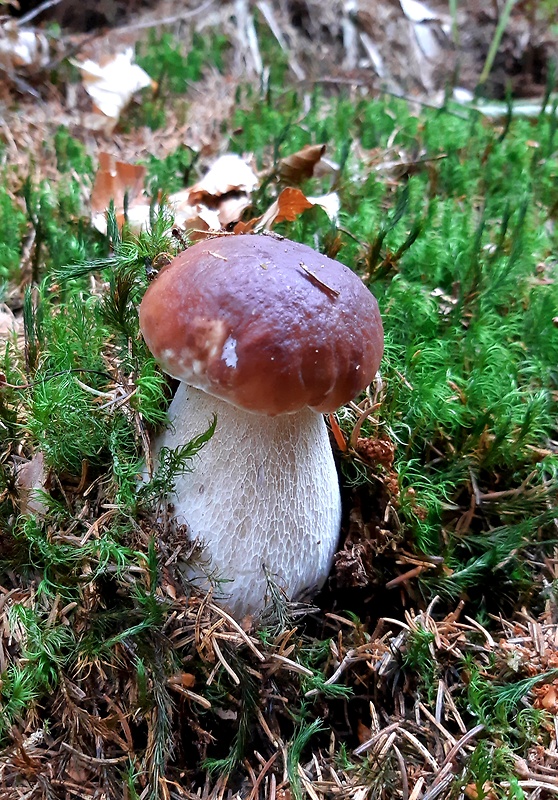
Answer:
[0,184,26,281]
[54,126,94,175]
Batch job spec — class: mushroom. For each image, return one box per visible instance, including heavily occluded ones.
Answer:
[139,234,383,617]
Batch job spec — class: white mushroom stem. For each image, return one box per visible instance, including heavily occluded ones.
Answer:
[153,384,342,618]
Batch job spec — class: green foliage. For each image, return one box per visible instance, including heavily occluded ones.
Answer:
[22,176,98,280]
[299,639,353,700]
[402,625,438,700]
[133,31,230,129]
[204,660,260,776]
[0,184,26,281]
[0,605,76,736]
[14,515,136,599]
[0,666,43,737]
[144,146,199,195]
[137,30,229,92]
[287,717,325,800]
[54,126,94,175]
[138,416,217,510]
[464,655,557,733]
[23,208,175,486]
[464,740,521,799]
[8,604,75,687]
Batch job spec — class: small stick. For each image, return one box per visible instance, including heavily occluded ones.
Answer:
[268,653,313,677]
[438,724,485,771]
[327,413,348,451]
[299,262,340,297]
[386,565,425,589]
[353,722,400,756]
[393,744,409,800]
[246,752,279,800]
[418,702,457,747]
[62,742,128,765]
[207,602,265,661]
[18,0,63,25]
[397,728,439,769]
[212,637,240,685]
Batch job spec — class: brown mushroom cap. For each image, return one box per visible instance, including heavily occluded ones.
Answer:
[139,234,383,416]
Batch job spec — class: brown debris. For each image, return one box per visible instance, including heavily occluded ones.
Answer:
[90,151,147,230]
[355,436,395,471]
[277,143,327,184]
[15,450,49,516]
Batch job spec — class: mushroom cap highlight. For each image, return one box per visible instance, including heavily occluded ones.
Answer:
[139,234,384,416]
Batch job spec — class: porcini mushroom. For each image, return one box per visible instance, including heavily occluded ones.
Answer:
[139,234,383,617]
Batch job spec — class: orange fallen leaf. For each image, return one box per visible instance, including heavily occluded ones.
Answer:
[256,187,314,230]
[236,187,339,234]
[464,783,497,800]
[168,673,196,689]
[91,152,147,233]
[533,681,558,713]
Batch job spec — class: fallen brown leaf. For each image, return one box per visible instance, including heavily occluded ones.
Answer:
[91,152,258,236]
[73,48,154,132]
[16,452,49,517]
[278,143,327,183]
[0,21,49,72]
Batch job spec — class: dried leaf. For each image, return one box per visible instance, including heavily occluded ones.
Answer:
[90,153,148,233]
[168,672,196,689]
[188,154,258,204]
[0,21,49,71]
[170,188,251,231]
[313,155,341,178]
[399,0,439,23]
[464,783,497,800]
[73,48,154,127]
[16,452,48,517]
[216,193,253,227]
[0,303,21,345]
[306,192,341,222]
[533,681,558,713]
[278,144,327,183]
[90,153,258,236]
[233,218,259,235]
[255,187,314,230]
[357,720,372,744]
[248,188,340,232]
[171,190,221,239]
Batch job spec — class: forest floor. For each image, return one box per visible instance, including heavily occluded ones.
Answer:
[1,1,558,799]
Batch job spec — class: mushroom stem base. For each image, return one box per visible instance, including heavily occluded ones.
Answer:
[153,384,342,618]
